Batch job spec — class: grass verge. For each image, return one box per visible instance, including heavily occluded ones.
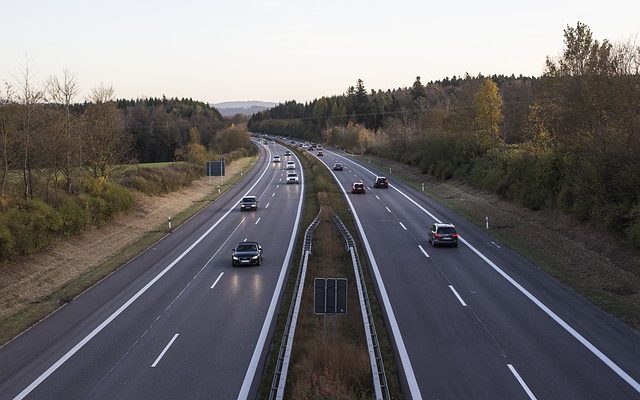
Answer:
[0,156,258,346]
[258,146,403,398]
[353,153,640,331]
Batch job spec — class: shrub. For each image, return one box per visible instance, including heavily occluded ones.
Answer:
[58,198,90,235]
[0,221,15,258]
[3,200,62,255]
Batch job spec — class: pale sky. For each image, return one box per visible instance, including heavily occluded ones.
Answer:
[1,0,638,104]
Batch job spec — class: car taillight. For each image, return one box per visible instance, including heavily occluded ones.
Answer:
[452,233,459,238]
[434,233,441,239]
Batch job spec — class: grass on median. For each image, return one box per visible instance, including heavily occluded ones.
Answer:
[0,156,258,346]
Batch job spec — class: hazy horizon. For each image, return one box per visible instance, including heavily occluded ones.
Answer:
[1,0,639,104]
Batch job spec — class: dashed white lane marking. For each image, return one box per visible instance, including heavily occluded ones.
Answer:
[385,206,391,213]
[448,285,467,307]
[272,193,275,197]
[255,217,261,225]
[508,364,538,400]
[418,245,430,258]
[375,195,380,200]
[399,222,407,230]
[265,203,270,208]
[276,184,280,188]
[151,333,179,368]
[243,238,247,242]
[210,272,224,289]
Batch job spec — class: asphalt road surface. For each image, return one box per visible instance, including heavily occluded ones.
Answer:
[314,148,640,400]
[0,141,303,400]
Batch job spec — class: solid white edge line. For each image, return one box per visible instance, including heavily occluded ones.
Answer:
[462,235,640,393]
[151,333,179,368]
[508,364,538,400]
[330,150,640,394]
[448,285,467,307]
[13,146,274,400]
[399,221,407,230]
[322,156,423,400]
[237,149,305,400]
[418,245,430,258]
[210,272,224,289]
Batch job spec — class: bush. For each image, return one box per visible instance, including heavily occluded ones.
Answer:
[0,222,15,258]
[120,164,202,196]
[2,199,62,256]
[58,198,90,235]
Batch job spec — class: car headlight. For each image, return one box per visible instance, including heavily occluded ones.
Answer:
[232,256,239,260]
[251,255,259,260]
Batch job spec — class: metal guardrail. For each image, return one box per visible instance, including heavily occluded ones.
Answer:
[333,214,391,400]
[269,208,323,400]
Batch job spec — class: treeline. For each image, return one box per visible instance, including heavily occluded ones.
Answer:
[250,22,640,247]
[0,64,255,260]
[117,97,228,163]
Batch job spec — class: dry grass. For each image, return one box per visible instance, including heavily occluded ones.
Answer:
[0,156,256,344]
[287,209,372,399]
[356,154,640,330]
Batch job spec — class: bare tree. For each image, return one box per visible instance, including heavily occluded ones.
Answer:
[84,84,133,179]
[0,81,15,194]
[47,69,80,193]
[15,56,44,198]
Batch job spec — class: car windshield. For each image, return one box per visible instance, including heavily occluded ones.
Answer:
[438,227,456,234]
[242,198,255,203]
[354,183,363,188]
[236,244,257,252]
[377,178,386,183]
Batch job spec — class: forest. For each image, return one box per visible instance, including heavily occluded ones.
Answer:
[249,23,640,248]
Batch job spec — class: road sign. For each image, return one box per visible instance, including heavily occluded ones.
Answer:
[205,159,225,177]
[314,278,347,314]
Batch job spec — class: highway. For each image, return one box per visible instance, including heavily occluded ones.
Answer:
[0,141,304,400]
[314,148,640,400]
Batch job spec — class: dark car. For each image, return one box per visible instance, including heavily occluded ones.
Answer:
[240,195,258,211]
[284,150,291,156]
[317,151,323,156]
[428,223,459,247]
[351,182,365,194]
[333,163,343,171]
[374,176,388,188]
[232,242,263,266]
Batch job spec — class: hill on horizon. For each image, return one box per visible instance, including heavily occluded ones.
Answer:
[212,101,278,117]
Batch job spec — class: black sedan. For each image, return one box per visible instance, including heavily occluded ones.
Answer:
[232,242,263,266]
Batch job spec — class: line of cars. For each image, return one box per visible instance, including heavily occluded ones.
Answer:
[237,141,458,269]
[233,147,300,266]
[333,162,460,247]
